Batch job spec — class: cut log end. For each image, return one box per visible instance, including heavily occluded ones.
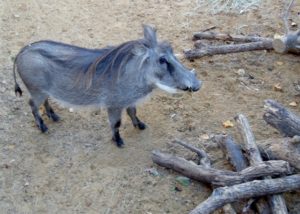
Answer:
[273,36,287,53]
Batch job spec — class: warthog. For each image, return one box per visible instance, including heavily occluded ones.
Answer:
[13,25,201,147]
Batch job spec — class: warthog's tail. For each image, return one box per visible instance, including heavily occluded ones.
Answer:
[13,56,23,96]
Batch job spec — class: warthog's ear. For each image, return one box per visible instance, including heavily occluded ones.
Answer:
[143,24,157,47]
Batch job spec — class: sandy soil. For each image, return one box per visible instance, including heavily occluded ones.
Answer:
[1,0,300,213]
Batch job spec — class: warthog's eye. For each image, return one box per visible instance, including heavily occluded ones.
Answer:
[159,56,167,64]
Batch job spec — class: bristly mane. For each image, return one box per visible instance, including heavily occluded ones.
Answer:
[82,39,150,88]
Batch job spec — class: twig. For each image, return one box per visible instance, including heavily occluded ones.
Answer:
[173,139,211,167]
[189,174,300,214]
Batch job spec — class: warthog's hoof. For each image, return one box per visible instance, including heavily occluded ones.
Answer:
[38,122,48,133]
[51,114,60,122]
[113,137,124,148]
[135,121,146,130]
[46,111,60,122]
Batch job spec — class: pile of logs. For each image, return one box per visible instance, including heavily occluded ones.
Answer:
[184,0,300,60]
[151,100,300,214]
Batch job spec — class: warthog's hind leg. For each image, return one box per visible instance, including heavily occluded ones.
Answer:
[126,106,146,130]
[29,98,48,133]
[44,99,60,122]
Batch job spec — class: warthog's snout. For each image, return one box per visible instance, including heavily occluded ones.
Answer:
[182,81,201,92]
[177,68,202,92]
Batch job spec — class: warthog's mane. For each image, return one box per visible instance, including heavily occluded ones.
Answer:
[81,39,152,88]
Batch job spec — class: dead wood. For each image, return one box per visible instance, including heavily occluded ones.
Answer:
[189,174,300,214]
[213,134,248,171]
[173,139,211,167]
[193,31,272,43]
[263,99,300,137]
[258,137,300,171]
[184,41,273,60]
[151,150,291,186]
[235,114,288,214]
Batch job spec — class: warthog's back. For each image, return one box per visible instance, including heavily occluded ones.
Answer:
[16,40,114,107]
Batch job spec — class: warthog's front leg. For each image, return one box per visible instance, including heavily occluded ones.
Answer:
[126,106,146,130]
[107,107,124,147]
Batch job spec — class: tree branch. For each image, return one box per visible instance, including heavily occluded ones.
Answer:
[151,150,291,186]
[189,174,300,214]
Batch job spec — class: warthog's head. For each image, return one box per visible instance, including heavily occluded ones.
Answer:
[135,25,202,93]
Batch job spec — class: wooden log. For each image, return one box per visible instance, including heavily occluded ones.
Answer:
[173,139,211,167]
[193,31,272,43]
[263,99,300,137]
[151,150,291,186]
[258,137,300,171]
[189,174,300,214]
[184,41,273,60]
[235,114,263,164]
[235,114,288,214]
[213,134,248,171]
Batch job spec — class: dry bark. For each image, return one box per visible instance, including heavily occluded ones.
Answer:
[263,99,300,137]
[189,174,300,214]
[258,137,300,171]
[235,114,288,214]
[151,150,291,186]
[184,41,273,59]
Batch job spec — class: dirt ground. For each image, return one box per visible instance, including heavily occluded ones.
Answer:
[1,0,300,213]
